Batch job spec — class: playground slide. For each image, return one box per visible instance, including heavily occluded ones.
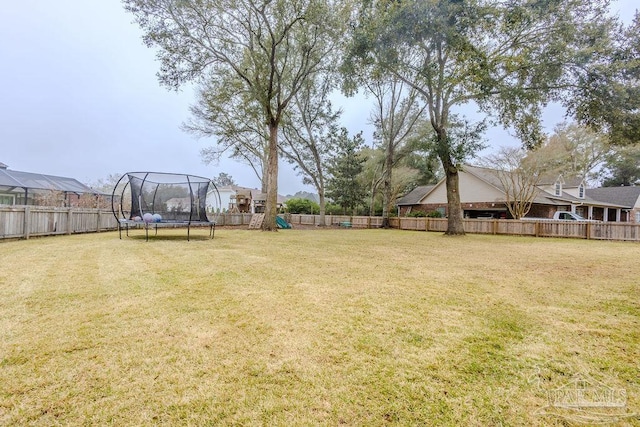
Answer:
[276,216,292,229]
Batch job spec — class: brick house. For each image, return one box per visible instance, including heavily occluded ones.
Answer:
[587,186,640,223]
[396,165,632,222]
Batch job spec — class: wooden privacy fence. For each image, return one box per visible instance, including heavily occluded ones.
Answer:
[0,206,119,240]
[288,214,385,228]
[214,213,254,226]
[2,208,639,242]
[0,209,261,240]
[395,217,640,241]
[288,214,640,242]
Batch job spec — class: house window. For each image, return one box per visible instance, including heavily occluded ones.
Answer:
[578,183,585,199]
[0,195,14,205]
[555,181,562,196]
[636,211,640,223]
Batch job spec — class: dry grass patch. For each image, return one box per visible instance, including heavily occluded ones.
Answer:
[0,229,639,425]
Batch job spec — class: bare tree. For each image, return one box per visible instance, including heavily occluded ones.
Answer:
[536,122,610,186]
[358,147,384,216]
[481,147,553,219]
[368,78,426,227]
[34,190,66,207]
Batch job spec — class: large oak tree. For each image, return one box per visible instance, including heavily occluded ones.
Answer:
[346,0,618,235]
[124,0,343,230]
[567,13,640,146]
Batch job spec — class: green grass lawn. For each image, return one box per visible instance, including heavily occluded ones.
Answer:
[1,229,639,426]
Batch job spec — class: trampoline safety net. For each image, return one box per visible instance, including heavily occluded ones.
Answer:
[111,171,221,240]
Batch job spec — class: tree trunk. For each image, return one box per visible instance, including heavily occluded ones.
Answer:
[381,141,394,228]
[443,158,465,235]
[369,180,377,217]
[434,126,464,235]
[318,192,326,227]
[262,121,279,231]
[260,160,268,195]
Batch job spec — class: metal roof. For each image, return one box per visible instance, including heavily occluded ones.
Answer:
[0,167,98,194]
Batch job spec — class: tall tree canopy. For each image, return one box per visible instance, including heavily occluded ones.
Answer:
[124,0,343,230]
[601,144,640,187]
[280,72,341,226]
[567,12,640,145]
[346,0,619,234]
[326,130,367,215]
[212,172,237,188]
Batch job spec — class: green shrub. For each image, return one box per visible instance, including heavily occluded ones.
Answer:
[285,198,320,214]
[406,210,442,218]
[325,203,345,215]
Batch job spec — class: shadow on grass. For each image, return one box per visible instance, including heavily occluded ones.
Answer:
[124,233,215,242]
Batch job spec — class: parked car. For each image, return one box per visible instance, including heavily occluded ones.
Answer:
[523,211,598,221]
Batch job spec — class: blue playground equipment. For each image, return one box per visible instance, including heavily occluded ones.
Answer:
[276,216,292,229]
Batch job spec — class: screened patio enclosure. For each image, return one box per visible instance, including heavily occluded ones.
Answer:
[0,163,102,206]
[111,172,221,241]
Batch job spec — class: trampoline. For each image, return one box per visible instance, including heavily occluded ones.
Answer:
[111,172,221,241]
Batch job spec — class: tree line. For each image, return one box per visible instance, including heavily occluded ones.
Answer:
[123,0,639,234]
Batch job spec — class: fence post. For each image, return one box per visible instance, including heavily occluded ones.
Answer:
[67,208,73,235]
[23,206,31,240]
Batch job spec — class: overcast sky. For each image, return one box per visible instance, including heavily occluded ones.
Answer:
[0,1,636,195]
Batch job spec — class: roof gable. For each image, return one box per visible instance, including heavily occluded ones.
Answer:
[461,165,508,192]
[396,185,436,205]
[586,186,640,208]
[538,173,584,188]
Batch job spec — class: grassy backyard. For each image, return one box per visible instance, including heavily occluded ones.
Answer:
[0,228,639,426]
